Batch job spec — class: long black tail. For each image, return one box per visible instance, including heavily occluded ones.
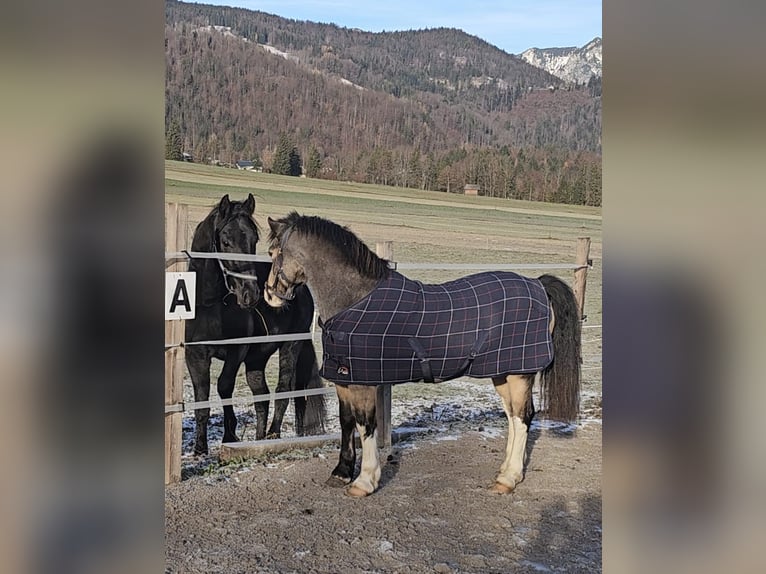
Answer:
[538,274,581,421]
[293,339,327,435]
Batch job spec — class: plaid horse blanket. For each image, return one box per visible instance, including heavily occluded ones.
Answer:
[320,271,554,385]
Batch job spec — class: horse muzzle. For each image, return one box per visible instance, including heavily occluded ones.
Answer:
[264,283,293,307]
[235,286,260,309]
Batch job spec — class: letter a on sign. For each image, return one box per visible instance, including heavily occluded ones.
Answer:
[165,272,196,320]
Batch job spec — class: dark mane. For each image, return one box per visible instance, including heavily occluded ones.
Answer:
[270,212,390,280]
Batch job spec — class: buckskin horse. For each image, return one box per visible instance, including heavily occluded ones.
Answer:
[263,212,580,497]
[185,196,326,455]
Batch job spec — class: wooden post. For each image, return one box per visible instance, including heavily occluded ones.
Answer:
[573,237,591,321]
[375,241,393,452]
[165,203,187,485]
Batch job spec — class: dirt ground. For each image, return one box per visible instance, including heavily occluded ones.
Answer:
[165,422,601,573]
[166,172,601,572]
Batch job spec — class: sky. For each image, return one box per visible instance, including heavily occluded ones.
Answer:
[194,0,602,55]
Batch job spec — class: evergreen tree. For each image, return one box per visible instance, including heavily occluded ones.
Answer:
[407,149,422,189]
[305,146,322,178]
[289,146,303,176]
[165,120,183,160]
[271,133,294,175]
[585,161,602,206]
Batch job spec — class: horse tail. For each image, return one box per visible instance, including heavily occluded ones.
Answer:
[538,274,581,421]
[294,340,327,435]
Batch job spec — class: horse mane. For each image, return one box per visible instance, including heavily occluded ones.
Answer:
[271,212,390,280]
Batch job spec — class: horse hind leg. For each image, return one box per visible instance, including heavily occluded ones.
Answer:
[491,374,535,494]
[267,342,300,438]
[245,354,270,440]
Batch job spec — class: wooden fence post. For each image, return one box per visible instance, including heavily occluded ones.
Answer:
[375,241,393,452]
[165,202,188,485]
[573,237,591,321]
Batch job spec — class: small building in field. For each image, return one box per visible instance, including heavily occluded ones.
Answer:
[182,152,194,162]
[464,184,480,196]
[236,160,255,170]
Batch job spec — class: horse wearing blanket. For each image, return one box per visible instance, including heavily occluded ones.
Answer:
[264,212,581,497]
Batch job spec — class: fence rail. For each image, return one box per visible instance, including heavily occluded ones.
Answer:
[164,201,594,484]
[166,250,588,272]
[165,332,314,350]
[164,386,337,414]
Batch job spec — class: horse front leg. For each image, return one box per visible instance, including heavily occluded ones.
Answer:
[245,353,270,440]
[335,384,380,497]
[491,374,535,493]
[186,347,211,455]
[267,341,300,438]
[327,384,356,487]
[218,345,247,444]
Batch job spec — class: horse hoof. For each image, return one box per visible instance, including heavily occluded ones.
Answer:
[326,475,350,488]
[346,485,371,497]
[490,482,515,494]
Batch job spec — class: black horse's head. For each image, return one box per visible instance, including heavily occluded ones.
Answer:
[213,193,261,308]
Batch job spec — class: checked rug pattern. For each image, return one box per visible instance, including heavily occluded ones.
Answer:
[320,271,554,385]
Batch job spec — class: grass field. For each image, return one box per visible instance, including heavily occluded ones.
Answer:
[166,160,602,450]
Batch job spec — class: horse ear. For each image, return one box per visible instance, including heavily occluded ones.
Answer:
[244,193,255,215]
[268,216,283,235]
[219,194,231,217]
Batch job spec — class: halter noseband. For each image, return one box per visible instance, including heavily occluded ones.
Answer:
[214,213,260,294]
[268,227,297,301]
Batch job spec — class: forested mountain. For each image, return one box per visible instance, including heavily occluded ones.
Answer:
[165,0,601,205]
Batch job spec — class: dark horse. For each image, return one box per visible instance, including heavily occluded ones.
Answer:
[185,195,326,455]
[264,212,581,497]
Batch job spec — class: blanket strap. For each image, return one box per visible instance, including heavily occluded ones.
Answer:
[408,337,434,382]
[408,330,489,384]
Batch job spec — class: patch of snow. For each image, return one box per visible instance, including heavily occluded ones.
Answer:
[338,77,365,91]
[259,44,288,58]
[518,560,551,572]
[258,43,301,64]
[434,434,460,442]
[194,25,250,42]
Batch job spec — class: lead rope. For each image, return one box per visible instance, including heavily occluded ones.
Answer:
[253,307,269,336]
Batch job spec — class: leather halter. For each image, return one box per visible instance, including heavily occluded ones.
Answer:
[214,213,259,294]
[267,227,297,301]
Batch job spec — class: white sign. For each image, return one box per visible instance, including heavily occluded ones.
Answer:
[165,272,196,320]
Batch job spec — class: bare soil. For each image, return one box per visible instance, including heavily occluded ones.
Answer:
[165,423,601,573]
[166,166,602,572]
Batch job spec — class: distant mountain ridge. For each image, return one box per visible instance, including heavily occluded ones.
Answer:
[520,38,602,85]
[165,1,601,205]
